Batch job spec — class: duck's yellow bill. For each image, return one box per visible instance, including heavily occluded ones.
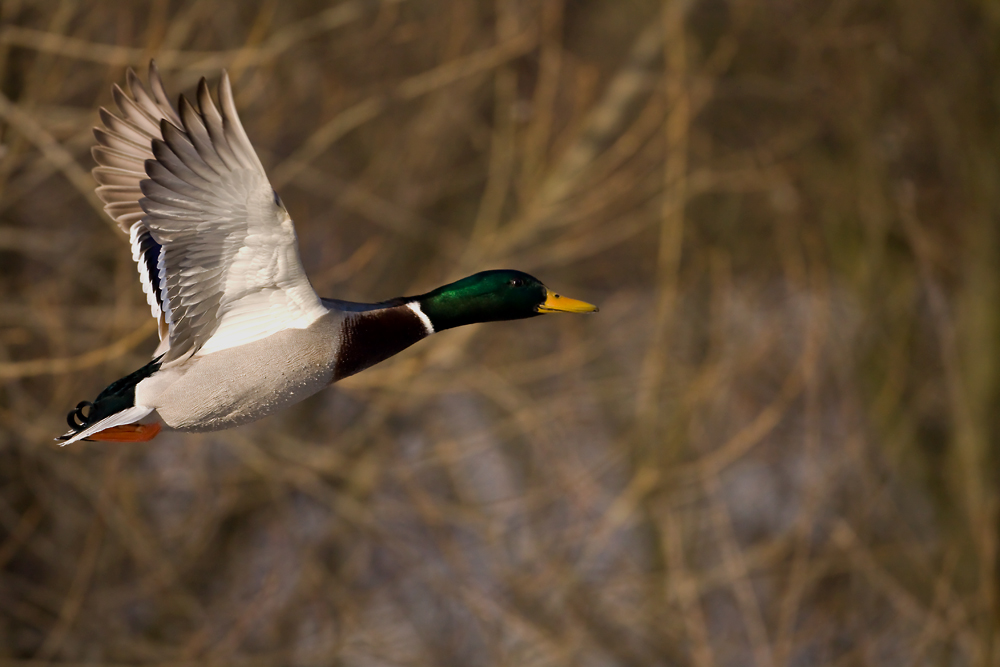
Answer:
[537,288,599,314]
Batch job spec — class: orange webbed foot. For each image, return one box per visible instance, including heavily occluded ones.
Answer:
[87,423,161,442]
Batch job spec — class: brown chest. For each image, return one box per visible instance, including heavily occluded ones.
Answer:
[333,305,430,381]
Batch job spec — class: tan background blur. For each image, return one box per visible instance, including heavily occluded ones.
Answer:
[1,0,999,664]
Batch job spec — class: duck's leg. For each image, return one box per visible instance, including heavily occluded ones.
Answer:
[87,423,161,442]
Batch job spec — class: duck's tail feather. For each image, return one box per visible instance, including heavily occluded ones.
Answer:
[56,356,163,445]
[57,406,155,445]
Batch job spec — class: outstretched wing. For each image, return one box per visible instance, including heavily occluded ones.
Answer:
[93,64,182,348]
[94,63,326,363]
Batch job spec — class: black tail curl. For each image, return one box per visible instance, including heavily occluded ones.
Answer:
[66,401,94,433]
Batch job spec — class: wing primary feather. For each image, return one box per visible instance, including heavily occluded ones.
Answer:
[105,201,145,218]
[145,158,213,199]
[178,97,228,175]
[196,78,241,171]
[112,84,161,136]
[140,173,217,212]
[152,133,217,188]
[218,71,266,174]
[126,68,170,123]
[92,144,147,171]
[93,166,146,186]
[147,61,183,126]
[98,109,154,149]
[96,184,143,204]
[93,127,148,159]
[116,211,147,227]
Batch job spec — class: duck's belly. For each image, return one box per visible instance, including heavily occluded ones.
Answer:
[136,320,341,432]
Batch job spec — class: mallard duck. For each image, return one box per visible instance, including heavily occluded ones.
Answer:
[58,63,597,445]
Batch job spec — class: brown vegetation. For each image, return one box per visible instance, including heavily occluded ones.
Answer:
[1,0,999,664]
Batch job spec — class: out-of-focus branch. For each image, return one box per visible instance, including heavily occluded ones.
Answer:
[0,0,393,70]
[270,28,538,188]
[0,90,110,232]
[0,320,156,380]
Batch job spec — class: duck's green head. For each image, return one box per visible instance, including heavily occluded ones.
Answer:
[416,270,598,332]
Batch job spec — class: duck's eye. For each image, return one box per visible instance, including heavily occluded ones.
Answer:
[509,278,523,287]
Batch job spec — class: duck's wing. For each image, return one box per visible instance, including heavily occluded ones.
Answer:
[93,63,182,349]
[94,64,326,364]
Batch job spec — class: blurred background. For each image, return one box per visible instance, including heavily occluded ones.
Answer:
[1,0,999,664]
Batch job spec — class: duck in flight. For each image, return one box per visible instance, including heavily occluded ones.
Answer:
[58,63,597,445]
